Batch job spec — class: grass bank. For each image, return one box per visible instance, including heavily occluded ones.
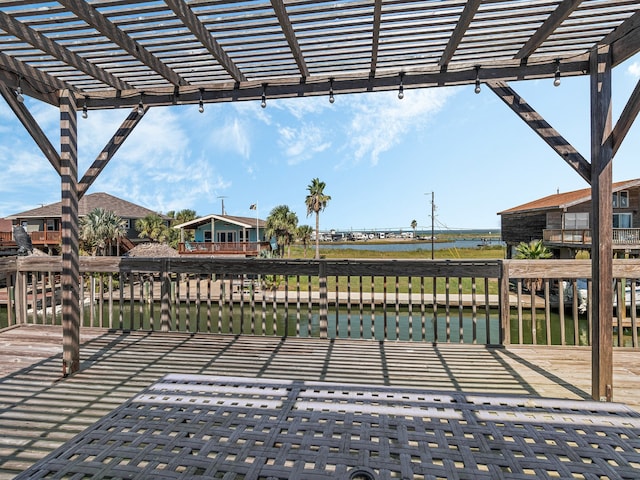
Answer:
[290,244,506,260]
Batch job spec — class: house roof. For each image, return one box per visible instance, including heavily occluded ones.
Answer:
[0,2,638,111]
[174,214,266,230]
[7,192,166,220]
[498,179,640,215]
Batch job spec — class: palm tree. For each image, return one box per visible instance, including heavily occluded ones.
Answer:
[305,178,331,260]
[79,208,127,256]
[297,225,314,258]
[515,239,553,292]
[102,210,128,256]
[410,219,417,239]
[265,205,298,257]
[135,214,169,243]
[165,209,197,248]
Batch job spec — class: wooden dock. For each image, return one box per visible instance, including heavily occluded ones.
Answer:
[0,325,639,478]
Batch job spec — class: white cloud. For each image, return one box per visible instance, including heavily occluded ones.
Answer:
[628,62,640,78]
[343,88,454,166]
[210,118,251,159]
[278,123,331,164]
[79,108,231,214]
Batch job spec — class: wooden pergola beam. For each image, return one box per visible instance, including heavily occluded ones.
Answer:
[0,52,68,106]
[83,57,591,110]
[0,83,61,176]
[77,105,149,198]
[164,0,246,83]
[438,0,482,68]
[0,10,131,92]
[603,10,640,67]
[515,0,584,60]
[487,80,591,184]
[611,78,640,157]
[271,0,310,79]
[59,0,187,87]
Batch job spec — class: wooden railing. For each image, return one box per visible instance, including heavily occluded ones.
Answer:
[177,241,270,255]
[543,229,592,245]
[0,257,639,347]
[543,228,640,246]
[0,230,62,245]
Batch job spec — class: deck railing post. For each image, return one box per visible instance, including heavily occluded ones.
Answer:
[499,260,510,345]
[319,260,328,339]
[14,268,26,325]
[160,259,171,332]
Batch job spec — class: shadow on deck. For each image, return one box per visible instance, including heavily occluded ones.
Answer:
[1,325,639,478]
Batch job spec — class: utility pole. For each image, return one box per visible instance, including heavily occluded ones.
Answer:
[431,191,435,260]
[425,192,435,260]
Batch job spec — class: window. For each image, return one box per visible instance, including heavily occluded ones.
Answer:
[217,231,235,243]
[46,219,57,231]
[563,212,589,229]
[613,191,629,208]
[613,213,632,228]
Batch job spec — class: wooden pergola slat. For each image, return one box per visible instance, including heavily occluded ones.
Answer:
[0,10,130,92]
[164,0,246,84]
[270,0,309,79]
[515,0,585,60]
[438,0,482,68]
[58,0,188,88]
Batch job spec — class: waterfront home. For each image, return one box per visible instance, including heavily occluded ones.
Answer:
[0,192,169,255]
[498,179,640,259]
[173,214,270,256]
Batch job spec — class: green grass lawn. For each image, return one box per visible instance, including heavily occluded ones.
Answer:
[290,244,506,260]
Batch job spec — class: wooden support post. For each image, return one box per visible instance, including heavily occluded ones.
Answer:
[590,45,614,402]
[60,90,80,376]
[499,260,510,345]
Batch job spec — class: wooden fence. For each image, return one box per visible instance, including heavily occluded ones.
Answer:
[1,256,639,347]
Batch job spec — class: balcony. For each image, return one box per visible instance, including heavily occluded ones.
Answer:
[543,228,640,248]
[0,230,61,246]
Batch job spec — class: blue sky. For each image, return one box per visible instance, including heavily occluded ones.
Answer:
[1,53,639,233]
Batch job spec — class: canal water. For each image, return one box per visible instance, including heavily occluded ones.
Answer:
[320,239,504,252]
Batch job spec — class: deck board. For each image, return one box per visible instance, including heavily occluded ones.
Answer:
[1,325,639,478]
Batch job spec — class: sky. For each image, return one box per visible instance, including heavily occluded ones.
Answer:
[1,53,639,234]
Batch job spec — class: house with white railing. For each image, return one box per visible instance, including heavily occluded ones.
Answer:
[173,214,270,256]
[499,179,640,259]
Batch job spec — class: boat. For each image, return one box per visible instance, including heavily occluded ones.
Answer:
[563,279,640,313]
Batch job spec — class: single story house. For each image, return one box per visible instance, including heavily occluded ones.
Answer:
[498,179,640,259]
[2,192,168,255]
[173,214,269,256]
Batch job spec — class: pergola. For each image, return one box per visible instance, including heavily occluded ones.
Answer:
[1,0,639,403]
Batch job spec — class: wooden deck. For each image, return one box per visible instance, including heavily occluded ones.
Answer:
[1,325,639,478]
